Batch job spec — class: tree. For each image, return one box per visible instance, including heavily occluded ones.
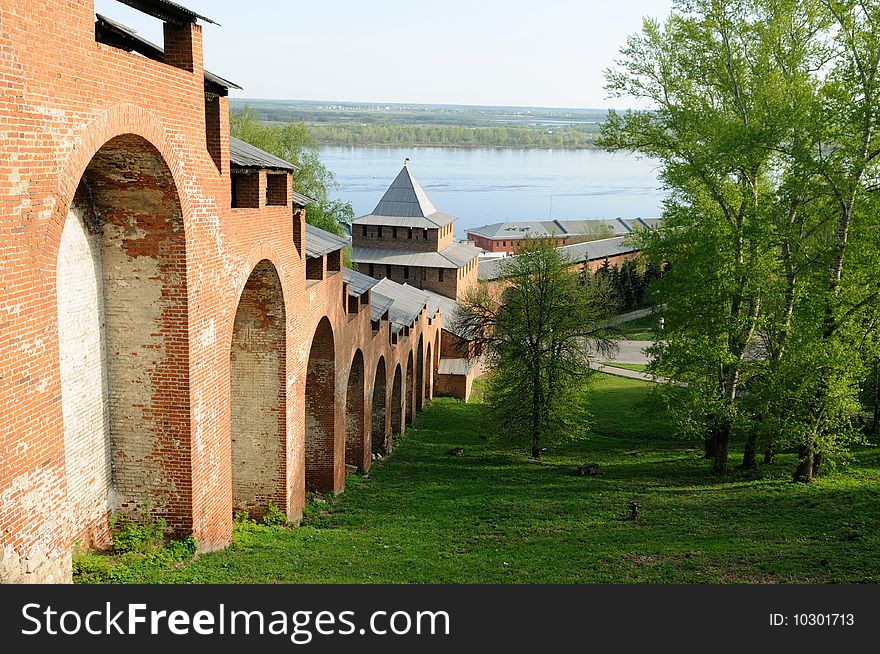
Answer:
[230,107,354,237]
[602,0,880,480]
[600,0,785,473]
[452,238,616,458]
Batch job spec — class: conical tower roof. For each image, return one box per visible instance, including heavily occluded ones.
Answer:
[372,164,437,217]
[352,162,456,228]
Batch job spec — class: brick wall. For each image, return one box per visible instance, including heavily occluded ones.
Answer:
[344,350,366,470]
[230,260,286,518]
[370,357,388,454]
[416,334,425,411]
[0,0,442,584]
[354,224,440,252]
[390,364,403,438]
[57,192,112,550]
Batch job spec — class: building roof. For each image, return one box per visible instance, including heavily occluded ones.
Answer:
[438,358,472,376]
[478,258,504,281]
[410,286,467,337]
[95,14,239,94]
[291,191,314,207]
[342,267,379,298]
[304,223,349,258]
[116,0,218,25]
[558,236,639,264]
[369,292,395,323]
[467,217,660,241]
[372,278,429,329]
[478,236,639,281]
[351,241,479,269]
[352,164,457,229]
[229,137,297,171]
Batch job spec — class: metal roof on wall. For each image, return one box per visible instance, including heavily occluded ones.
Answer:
[229,137,297,171]
[372,278,428,328]
[351,241,479,269]
[351,213,456,228]
[558,236,639,264]
[291,191,314,207]
[369,292,395,322]
[408,285,466,337]
[304,223,349,258]
[342,267,379,297]
[478,236,639,280]
[467,218,642,240]
[116,0,218,25]
[95,15,240,94]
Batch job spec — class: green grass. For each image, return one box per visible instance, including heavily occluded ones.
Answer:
[619,314,657,341]
[77,374,880,584]
[599,362,649,373]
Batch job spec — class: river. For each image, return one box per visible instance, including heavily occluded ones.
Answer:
[320,146,667,238]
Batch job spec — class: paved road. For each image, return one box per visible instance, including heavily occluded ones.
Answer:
[608,307,653,326]
[606,339,651,365]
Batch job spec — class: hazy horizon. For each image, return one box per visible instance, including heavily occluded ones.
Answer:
[230,98,620,112]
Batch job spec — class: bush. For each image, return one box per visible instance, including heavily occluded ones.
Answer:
[262,502,287,527]
[110,504,166,554]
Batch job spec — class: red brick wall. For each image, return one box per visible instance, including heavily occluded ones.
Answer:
[230,260,286,518]
[0,0,442,584]
[353,224,444,252]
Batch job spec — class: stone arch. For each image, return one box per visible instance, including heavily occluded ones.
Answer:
[56,132,190,547]
[416,333,425,411]
[229,260,286,519]
[345,350,366,471]
[371,356,388,456]
[47,104,191,273]
[426,340,433,401]
[305,317,336,492]
[391,363,403,438]
[406,349,415,424]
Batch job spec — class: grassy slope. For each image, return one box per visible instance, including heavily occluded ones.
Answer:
[86,375,880,584]
[618,314,657,341]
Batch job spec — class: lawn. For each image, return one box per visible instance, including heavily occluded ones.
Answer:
[618,314,657,341]
[76,374,880,584]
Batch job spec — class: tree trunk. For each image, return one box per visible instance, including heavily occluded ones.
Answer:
[741,430,758,469]
[713,422,732,475]
[704,431,717,459]
[763,443,775,465]
[531,372,542,459]
[872,369,879,435]
[793,444,814,483]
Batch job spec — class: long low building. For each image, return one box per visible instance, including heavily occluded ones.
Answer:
[468,217,660,254]
[478,235,642,281]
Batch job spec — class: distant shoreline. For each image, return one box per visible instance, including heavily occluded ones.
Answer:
[315,142,602,151]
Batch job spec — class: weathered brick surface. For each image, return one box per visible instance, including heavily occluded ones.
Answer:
[230,260,286,517]
[0,0,441,583]
[353,223,454,253]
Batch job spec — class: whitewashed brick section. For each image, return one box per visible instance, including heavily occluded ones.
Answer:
[58,201,112,544]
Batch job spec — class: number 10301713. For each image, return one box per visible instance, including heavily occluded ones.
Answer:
[770,613,854,627]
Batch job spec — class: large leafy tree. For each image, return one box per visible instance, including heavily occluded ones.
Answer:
[452,239,616,458]
[599,0,788,473]
[602,0,880,480]
[230,107,353,236]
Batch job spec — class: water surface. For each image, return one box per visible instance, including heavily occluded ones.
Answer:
[320,147,667,238]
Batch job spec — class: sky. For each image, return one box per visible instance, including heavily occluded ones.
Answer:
[94,0,673,109]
